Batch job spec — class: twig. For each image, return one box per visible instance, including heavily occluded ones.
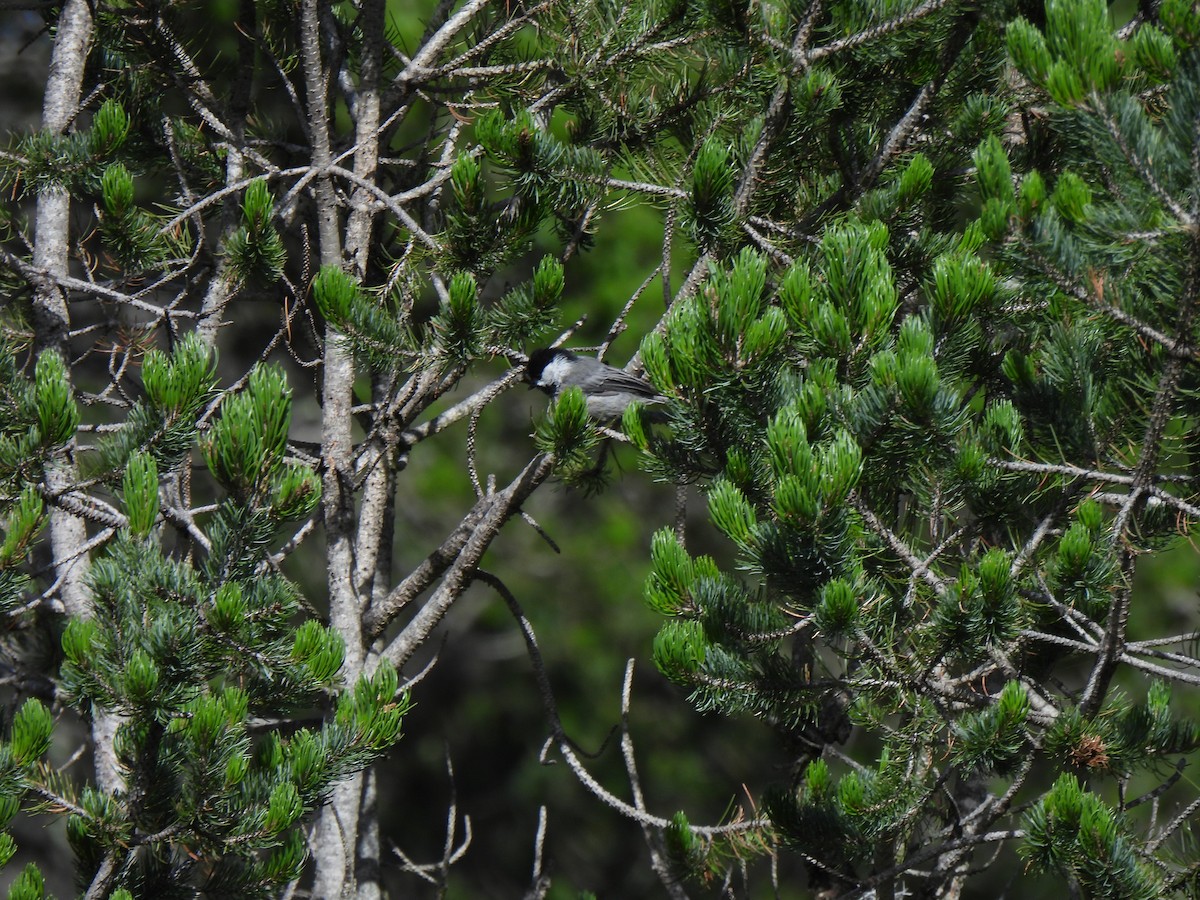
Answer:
[851,494,947,596]
[482,571,770,840]
[620,660,692,900]
[378,455,555,662]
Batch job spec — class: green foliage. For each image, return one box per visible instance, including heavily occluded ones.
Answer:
[487,255,564,349]
[1022,775,1162,900]
[934,548,1022,659]
[644,528,720,616]
[317,249,566,374]
[33,351,78,447]
[0,318,404,894]
[313,265,410,371]
[335,662,409,752]
[7,864,44,900]
[477,110,606,246]
[765,751,923,866]
[0,341,77,642]
[292,620,346,685]
[99,162,188,272]
[90,98,130,154]
[534,386,602,486]
[685,137,736,253]
[121,451,159,538]
[660,808,771,888]
[1,99,129,198]
[813,578,858,638]
[635,37,1200,876]
[429,271,482,363]
[51,372,394,894]
[663,810,708,878]
[0,488,45,571]
[1042,683,1200,777]
[652,620,708,685]
[92,332,218,477]
[202,363,294,501]
[952,681,1030,774]
[443,152,497,270]
[8,0,1200,894]
[441,111,605,273]
[224,179,287,286]
[10,701,52,767]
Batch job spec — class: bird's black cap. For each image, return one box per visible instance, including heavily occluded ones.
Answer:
[523,347,575,390]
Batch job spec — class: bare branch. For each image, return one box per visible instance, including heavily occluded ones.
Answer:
[379,454,554,667]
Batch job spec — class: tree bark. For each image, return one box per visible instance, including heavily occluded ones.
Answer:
[31,0,125,798]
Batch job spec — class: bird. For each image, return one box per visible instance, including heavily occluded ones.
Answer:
[522,347,668,420]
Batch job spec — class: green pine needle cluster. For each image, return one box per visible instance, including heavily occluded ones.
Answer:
[0,332,401,896]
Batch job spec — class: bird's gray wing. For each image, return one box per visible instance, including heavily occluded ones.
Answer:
[582,360,663,398]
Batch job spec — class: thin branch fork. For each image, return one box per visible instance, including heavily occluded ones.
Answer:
[1022,241,1195,361]
[617,659,692,900]
[398,368,524,447]
[850,494,948,597]
[481,570,771,841]
[377,453,555,664]
[1090,490,1200,521]
[992,457,1200,489]
[389,753,473,888]
[833,830,1024,900]
[991,458,1200,518]
[1021,628,1200,689]
[784,0,953,67]
[0,245,194,319]
[363,470,501,638]
[1097,101,1193,228]
[392,0,492,86]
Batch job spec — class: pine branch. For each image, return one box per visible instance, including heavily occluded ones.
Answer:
[1081,229,1200,717]
[805,0,954,63]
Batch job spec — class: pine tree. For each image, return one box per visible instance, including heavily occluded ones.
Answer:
[0,330,408,897]
[627,0,1200,895]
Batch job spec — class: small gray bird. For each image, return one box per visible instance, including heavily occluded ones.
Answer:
[523,348,667,420]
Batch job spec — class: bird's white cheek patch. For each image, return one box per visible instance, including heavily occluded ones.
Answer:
[539,356,573,389]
